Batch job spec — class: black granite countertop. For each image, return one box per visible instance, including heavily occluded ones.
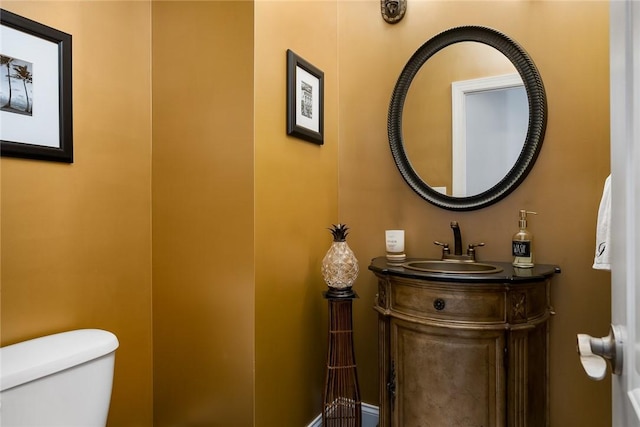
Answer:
[368,256,560,284]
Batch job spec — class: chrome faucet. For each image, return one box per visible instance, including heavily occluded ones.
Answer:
[434,221,485,262]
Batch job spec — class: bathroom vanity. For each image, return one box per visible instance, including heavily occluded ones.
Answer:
[369,257,559,427]
[378,23,555,425]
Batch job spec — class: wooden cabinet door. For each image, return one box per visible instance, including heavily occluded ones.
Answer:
[390,318,506,427]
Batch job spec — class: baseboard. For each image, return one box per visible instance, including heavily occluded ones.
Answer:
[307,402,379,427]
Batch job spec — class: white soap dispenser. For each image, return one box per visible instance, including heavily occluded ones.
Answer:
[512,210,537,268]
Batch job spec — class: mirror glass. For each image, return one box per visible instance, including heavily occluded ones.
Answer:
[388,26,547,211]
[403,42,528,197]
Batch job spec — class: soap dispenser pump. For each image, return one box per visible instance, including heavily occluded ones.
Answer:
[512,210,537,268]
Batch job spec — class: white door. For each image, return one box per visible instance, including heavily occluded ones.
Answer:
[577,1,640,425]
[450,74,527,197]
[610,0,640,424]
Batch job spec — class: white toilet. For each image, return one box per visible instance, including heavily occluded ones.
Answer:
[0,329,119,427]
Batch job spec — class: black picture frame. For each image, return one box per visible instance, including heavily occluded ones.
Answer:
[286,49,324,145]
[1,9,73,163]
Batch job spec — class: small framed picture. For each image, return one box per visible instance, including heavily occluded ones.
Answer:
[1,9,73,163]
[286,49,324,145]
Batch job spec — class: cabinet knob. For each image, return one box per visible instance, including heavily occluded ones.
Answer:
[433,298,446,311]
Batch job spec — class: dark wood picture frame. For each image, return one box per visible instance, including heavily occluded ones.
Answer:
[286,49,324,145]
[1,9,73,163]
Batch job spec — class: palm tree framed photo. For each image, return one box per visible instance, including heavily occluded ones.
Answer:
[286,49,324,145]
[1,9,73,163]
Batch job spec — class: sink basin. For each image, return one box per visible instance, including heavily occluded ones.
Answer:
[402,260,503,274]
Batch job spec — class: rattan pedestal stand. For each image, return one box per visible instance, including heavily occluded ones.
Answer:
[322,291,362,427]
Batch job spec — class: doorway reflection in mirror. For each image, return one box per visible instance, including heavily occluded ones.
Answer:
[452,74,527,197]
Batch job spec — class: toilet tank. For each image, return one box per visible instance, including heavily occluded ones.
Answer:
[0,329,119,427]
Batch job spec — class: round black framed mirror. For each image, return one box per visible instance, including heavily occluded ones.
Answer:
[388,26,547,211]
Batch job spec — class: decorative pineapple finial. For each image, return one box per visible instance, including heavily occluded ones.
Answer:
[322,223,359,297]
[328,223,349,242]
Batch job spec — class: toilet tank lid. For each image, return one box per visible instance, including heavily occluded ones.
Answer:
[0,329,119,391]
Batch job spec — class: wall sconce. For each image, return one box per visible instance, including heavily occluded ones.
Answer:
[381,0,407,24]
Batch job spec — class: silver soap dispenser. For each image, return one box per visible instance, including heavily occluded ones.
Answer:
[512,210,537,268]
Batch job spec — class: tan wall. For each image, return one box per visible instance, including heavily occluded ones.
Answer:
[339,1,611,426]
[0,1,153,425]
[151,1,255,425]
[254,1,339,424]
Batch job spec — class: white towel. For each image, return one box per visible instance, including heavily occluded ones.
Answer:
[593,174,611,271]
